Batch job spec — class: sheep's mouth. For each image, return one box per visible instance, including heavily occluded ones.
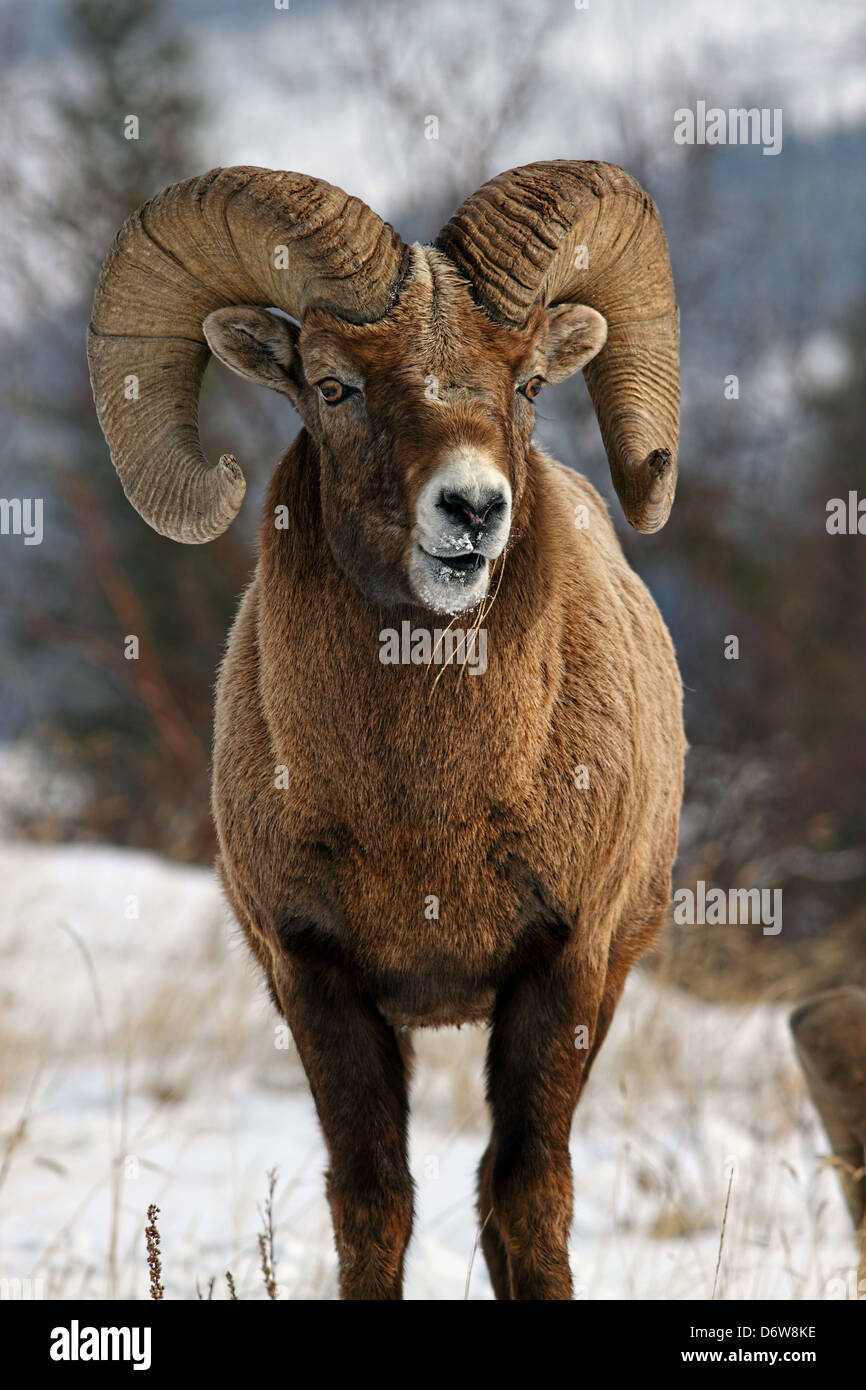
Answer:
[421,549,486,577]
[408,543,491,614]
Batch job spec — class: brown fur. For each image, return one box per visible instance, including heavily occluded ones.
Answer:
[209,245,685,1299]
[790,987,866,1281]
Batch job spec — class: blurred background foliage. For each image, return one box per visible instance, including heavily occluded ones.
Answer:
[0,0,863,1000]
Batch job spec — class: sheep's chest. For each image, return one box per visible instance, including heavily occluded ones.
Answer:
[308,803,568,1029]
[269,680,604,1028]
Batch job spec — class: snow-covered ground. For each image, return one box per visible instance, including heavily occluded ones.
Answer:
[0,842,857,1300]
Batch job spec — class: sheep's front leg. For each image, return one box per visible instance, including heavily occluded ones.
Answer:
[275,952,414,1300]
[480,951,607,1300]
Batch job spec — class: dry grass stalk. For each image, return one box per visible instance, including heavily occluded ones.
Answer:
[258,1168,279,1300]
[711,1166,735,1300]
[145,1203,164,1300]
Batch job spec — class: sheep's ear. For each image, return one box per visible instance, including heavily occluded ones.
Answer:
[203,306,303,405]
[543,304,608,384]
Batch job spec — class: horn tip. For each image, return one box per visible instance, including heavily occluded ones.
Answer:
[620,448,676,533]
[167,454,246,545]
[646,447,672,479]
[218,453,245,490]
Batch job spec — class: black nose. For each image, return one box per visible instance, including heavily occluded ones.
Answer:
[438,488,505,532]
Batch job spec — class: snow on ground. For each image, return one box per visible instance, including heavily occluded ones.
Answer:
[0,842,857,1300]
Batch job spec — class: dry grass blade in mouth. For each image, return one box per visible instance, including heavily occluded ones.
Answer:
[427,611,461,670]
[429,554,505,695]
[454,550,506,690]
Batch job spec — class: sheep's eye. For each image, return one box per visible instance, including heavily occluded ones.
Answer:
[519,376,545,401]
[317,378,355,406]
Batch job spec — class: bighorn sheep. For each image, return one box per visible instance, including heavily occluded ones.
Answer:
[790,987,866,1288]
[88,162,685,1300]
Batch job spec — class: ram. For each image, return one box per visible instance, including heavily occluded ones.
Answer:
[88,161,686,1300]
[790,987,866,1288]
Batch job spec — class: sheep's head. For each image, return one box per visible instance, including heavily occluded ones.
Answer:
[88,163,679,615]
[202,248,608,612]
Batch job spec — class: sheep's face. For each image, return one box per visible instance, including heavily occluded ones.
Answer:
[204,246,606,614]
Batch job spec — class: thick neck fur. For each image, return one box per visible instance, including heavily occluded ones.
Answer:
[255,430,569,830]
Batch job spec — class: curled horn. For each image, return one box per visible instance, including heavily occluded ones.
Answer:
[88,167,408,543]
[436,160,679,533]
